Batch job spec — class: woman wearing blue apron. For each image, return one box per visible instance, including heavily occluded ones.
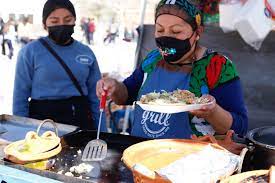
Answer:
[132,59,193,139]
[96,0,248,139]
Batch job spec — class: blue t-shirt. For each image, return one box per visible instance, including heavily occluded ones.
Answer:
[13,37,106,131]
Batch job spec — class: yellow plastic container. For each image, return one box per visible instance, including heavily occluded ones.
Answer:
[4,119,61,166]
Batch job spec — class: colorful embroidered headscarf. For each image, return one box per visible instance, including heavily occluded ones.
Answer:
[155,0,202,30]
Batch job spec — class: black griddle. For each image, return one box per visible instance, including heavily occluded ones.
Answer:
[3,130,147,183]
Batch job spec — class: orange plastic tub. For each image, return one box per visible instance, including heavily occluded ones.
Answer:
[122,139,226,183]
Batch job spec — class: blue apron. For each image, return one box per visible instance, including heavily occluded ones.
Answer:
[131,66,193,139]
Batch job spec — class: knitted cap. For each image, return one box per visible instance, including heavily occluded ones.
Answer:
[42,0,76,25]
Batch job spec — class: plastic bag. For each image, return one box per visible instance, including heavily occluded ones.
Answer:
[219,1,243,32]
[234,0,273,50]
[157,145,240,183]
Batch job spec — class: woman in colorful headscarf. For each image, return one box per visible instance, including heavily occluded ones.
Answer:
[97,0,248,139]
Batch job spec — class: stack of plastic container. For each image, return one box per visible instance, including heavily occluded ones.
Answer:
[219,0,275,50]
[234,0,274,50]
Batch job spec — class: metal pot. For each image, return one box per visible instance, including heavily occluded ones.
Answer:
[247,126,275,169]
[235,126,275,170]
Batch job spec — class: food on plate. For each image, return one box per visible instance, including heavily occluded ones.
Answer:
[239,174,268,183]
[229,166,274,183]
[245,176,268,183]
[140,89,210,105]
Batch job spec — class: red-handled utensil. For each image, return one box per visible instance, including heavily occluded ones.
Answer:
[82,90,108,161]
[100,90,107,111]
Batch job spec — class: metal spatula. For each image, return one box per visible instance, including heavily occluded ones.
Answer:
[82,90,108,161]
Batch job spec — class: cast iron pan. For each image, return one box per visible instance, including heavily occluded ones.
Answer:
[233,126,275,171]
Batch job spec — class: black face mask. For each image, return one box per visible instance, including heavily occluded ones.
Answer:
[155,32,195,64]
[48,25,74,45]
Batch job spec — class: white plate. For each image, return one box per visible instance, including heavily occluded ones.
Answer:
[136,101,214,114]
